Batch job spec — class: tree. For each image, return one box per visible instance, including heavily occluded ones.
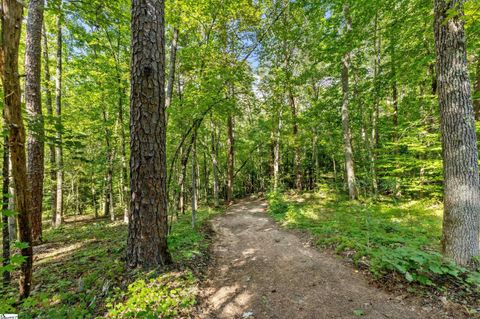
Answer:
[25,0,45,244]
[127,0,172,268]
[434,0,480,266]
[341,3,357,200]
[1,0,33,298]
[53,5,63,227]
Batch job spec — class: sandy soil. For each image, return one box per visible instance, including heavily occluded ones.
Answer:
[199,198,458,319]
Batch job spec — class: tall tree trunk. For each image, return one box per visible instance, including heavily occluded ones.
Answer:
[434,0,480,266]
[53,8,63,227]
[117,84,129,223]
[1,0,33,298]
[42,22,56,224]
[103,110,114,221]
[165,27,179,110]
[127,0,172,268]
[226,115,234,203]
[391,42,400,198]
[341,4,357,200]
[191,132,197,229]
[289,90,302,191]
[272,111,281,191]
[2,134,10,286]
[370,12,380,196]
[25,0,44,244]
[211,117,219,207]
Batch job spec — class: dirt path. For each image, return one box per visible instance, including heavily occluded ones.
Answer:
[199,198,453,319]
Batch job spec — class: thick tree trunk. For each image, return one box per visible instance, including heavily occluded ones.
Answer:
[434,0,480,266]
[2,134,10,286]
[25,0,44,244]
[127,0,172,268]
[341,5,357,200]
[1,0,33,298]
[53,9,63,228]
[226,115,234,203]
[42,22,57,223]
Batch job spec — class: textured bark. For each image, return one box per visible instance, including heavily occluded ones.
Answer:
[25,0,44,244]
[341,4,357,200]
[1,0,33,298]
[165,27,178,109]
[127,0,172,268]
[2,134,10,286]
[53,10,63,228]
[434,0,480,266]
[226,115,234,203]
[42,22,56,223]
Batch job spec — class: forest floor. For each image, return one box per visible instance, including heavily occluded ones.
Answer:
[198,198,470,319]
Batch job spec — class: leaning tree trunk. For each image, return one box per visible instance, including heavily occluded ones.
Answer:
[53,9,63,227]
[341,4,357,201]
[127,0,172,268]
[25,0,45,244]
[1,0,33,299]
[434,0,480,267]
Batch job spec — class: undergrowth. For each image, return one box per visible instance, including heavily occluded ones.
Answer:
[0,207,220,318]
[268,187,480,311]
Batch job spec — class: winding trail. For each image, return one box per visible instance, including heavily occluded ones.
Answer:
[199,198,452,319]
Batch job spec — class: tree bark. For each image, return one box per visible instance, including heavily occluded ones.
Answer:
[191,132,197,229]
[272,111,281,191]
[2,133,10,286]
[103,110,114,221]
[25,0,44,244]
[434,0,480,266]
[226,115,234,203]
[210,117,219,207]
[1,0,33,298]
[341,4,357,200]
[127,0,172,268]
[53,8,63,228]
[42,22,56,224]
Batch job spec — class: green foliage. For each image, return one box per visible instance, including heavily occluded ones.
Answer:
[0,207,219,318]
[267,186,480,294]
[105,272,197,319]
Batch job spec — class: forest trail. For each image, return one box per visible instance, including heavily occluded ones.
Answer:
[199,198,445,319]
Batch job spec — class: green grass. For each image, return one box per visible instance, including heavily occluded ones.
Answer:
[0,207,221,318]
[268,186,480,303]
